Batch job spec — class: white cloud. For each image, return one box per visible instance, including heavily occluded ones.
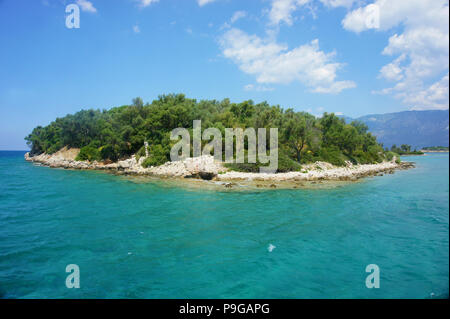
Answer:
[306,106,329,117]
[220,11,247,30]
[198,0,217,7]
[133,25,140,33]
[342,3,380,32]
[405,73,449,110]
[312,80,356,93]
[320,0,355,8]
[342,0,448,33]
[267,0,355,27]
[343,0,449,110]
[76,0,97,13]
[220,28,355,93]
[231,11,247,24]
[379,54,405,82]
[137,0,159,8]
[268,0,310,26]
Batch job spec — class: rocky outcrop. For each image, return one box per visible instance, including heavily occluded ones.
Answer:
[145,155,226,178]
[25,148,414,183]
[24,151,118,171]
[215,158,413,182]
[25,150,226,180]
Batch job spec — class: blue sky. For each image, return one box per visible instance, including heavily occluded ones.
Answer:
[0,0,448,150]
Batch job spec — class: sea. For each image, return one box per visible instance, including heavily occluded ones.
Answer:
[0,151,448,298]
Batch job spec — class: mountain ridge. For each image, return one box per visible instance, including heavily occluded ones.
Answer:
[341,110,449,149]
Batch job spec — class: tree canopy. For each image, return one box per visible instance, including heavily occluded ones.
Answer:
[26,94,388,170]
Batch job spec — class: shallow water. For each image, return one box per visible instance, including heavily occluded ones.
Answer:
[0,151,448,298]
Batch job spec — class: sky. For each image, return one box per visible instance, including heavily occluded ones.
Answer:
[0,0,448,150]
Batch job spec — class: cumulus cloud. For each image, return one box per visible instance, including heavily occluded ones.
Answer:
[133,25,140,33]
[312,80,356,94]
[137,0,159,8]
[320,0,355,8]
[403,73,449,110]
[268,0,356,27]
[76,0,97,13]
[268,0,310,26]
[343,0,449,110]
[231,11,247,24]
[379,54,405,82]
[197,0,217,6]
[220,28,355,93]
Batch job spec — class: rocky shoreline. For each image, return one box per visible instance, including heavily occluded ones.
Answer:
[24,147,415,187]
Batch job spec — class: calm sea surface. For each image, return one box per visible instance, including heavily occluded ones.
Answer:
[0,151,448,298]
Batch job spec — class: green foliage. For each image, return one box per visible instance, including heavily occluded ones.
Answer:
[100,144,119,162]
[422,146,449,151]
[385,151,397,161]
[25,94,391,169]
[141,144,169,168]
[318,146,346,166]
[76,146,101,162]
[224,162,260,173]
[135,145,147,161]
[276,151,303,172]
[224,151,302,173]
[390,144,424,155]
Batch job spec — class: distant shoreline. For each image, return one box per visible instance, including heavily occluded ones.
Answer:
[420,150,450,153]
[24,148,415,189]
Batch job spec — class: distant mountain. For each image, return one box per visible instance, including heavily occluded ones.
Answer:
[341,110,449,149]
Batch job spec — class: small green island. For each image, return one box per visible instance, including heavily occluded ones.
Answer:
[24,94,414,186]
[421,146,449,152]
[388,145,424,156]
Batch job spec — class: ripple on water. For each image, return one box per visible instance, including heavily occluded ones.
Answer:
[0,152,448,298]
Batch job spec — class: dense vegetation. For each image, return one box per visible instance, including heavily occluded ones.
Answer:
[388,144,424,155]
[25,94,391,171]
[422,146,449,151]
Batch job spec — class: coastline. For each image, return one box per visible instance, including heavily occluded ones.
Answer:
[420,150,450,153]
[24,147,415,188]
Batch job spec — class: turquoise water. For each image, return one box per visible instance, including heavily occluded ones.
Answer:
[0,151,448,299]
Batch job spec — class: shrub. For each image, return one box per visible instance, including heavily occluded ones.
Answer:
[224,151,301,173]
[100,144,119,162]
[385,151,398,162]
[46,144,61,155]
[300,150,316,164]
[76,146,101,162]
[135,145,147,161]
[318,147,346,166]
[353,150,373,164]
[224,162,260,172]
[142,144,169,168]
[277,151,302,172]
